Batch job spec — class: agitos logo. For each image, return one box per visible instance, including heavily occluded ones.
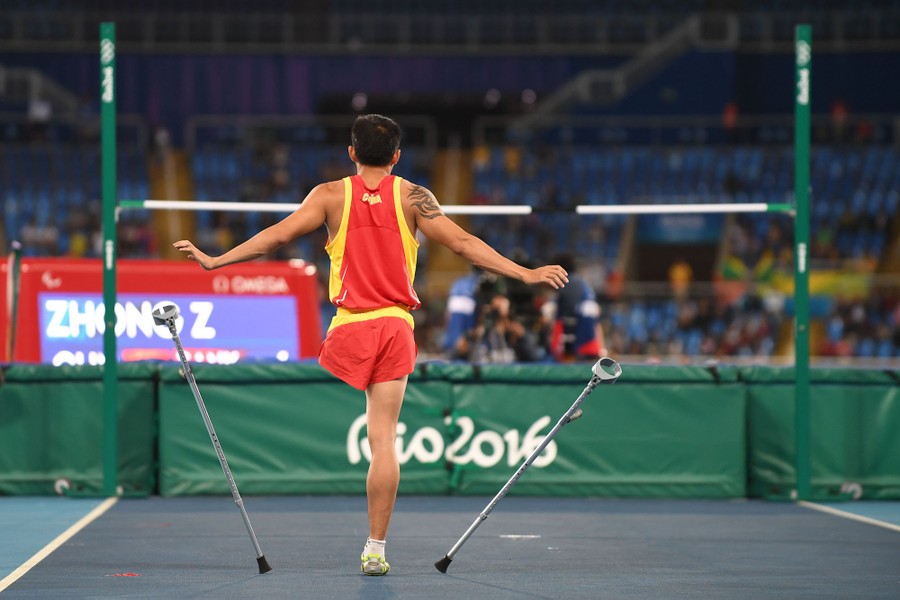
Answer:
[361,193,382,205]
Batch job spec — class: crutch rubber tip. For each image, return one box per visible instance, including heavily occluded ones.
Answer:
[257,556,272,574]
[434,555,452,573]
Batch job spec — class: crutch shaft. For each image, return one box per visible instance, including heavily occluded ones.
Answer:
[447,515,486,559]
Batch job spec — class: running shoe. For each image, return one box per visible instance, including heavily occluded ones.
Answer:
[360,552,390,576]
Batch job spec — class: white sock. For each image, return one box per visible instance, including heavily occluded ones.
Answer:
[364,538,386,557]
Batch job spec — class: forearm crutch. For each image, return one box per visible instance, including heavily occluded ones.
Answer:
[152,304,272,574]
[435,357,622,573]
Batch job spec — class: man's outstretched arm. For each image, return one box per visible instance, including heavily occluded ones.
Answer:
[408,183,568,289]
[173,183,331,270]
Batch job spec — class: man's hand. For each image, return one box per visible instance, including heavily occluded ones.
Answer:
[173,240,217,270]
[523,265,569,289]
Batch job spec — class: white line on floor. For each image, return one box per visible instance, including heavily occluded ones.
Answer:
[0,497,119,593]
[797,501,900,533]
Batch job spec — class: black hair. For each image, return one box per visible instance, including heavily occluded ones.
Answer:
[351,114,401,167]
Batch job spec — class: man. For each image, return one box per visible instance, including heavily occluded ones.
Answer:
[441,266,482,357]
[173,114,568,575]
[448,273,547,364]
[547,253,605,361]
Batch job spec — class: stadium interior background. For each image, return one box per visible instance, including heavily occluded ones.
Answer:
[1,0,899,367]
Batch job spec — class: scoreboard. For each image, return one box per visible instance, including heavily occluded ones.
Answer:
[1,258,322,365]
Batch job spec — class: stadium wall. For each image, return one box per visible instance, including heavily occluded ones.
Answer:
[1,363,897,500]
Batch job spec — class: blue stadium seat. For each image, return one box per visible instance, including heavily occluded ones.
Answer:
[876,340,893,358]
[856,338,876,358]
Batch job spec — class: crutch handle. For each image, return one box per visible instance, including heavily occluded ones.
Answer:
[152,304,180,327]
[592,357,622,383]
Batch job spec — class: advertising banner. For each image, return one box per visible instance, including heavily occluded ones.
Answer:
[157,364,451,496]
[157,363,747,498]
[5,363,897,499]
[448,366,746,497]
[637,213,725,244]
[0,258,322,364]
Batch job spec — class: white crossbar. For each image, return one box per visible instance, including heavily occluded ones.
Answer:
[122,200,791,216]
[576,203,784,215]
[123,200,532,216]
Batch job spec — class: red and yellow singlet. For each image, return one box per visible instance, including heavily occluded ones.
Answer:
[324,175,420,332]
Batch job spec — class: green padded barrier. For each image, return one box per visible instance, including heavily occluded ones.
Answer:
[157,362,746,498]
[742,367,900,500]
[466,363,740,384]
[4,362,896,499]
[157,363,452,496]
[448,364,746,497]
[0,363,156,495]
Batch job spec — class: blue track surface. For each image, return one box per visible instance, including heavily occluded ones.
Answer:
[2,496,898,599]
[0,497,106,579]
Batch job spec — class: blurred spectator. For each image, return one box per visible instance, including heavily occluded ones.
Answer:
[152,125,172,162]
[854,119,874,144]
[722,101,739,144]
[118,217,156,257]
[26,98,52,142]
[451,273,547,364]
[456,291,544,364]
[830,99,849,143]
[196,212,237,256]
[546,253,605,361]
[503,145,522,174]
[270,143,292,194]
[504,248,548,338]
[20,217,59,255]
[442,267,482,356]
[668,257,693,300]
[819,292,900,359]
[605,268,625,301]
[67,229,90,257]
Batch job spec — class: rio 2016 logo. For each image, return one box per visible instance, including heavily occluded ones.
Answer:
[101,67,114,103]
[100,39,115,65]
[100,38,115,104]
[795,40,811,67]
[346,414,558,469]
[796,40,810,106]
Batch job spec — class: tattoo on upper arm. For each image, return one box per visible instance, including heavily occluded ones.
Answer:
[409,185,444,220]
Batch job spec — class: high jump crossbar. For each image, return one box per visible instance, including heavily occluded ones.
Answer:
[119,199,794,216]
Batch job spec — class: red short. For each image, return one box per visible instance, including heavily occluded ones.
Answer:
[318,317,417,390]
